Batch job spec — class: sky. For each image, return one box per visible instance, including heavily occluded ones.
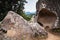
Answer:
[24,0,38,12]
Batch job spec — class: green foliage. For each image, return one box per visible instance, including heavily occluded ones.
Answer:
[21,13,33,21]
[0,0,34,21]
[0,0,27,21]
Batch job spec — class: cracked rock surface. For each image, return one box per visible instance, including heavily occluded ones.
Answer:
[0,11,48,40]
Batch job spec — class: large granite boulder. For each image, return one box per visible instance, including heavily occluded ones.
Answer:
[0,11,48,40]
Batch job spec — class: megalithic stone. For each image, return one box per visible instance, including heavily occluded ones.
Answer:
[0,11,48,40]
[36,0,60,30]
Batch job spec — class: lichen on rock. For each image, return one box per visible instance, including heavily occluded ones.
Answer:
[0,11,48,40]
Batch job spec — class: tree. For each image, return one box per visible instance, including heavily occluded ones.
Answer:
[0,0,27,21]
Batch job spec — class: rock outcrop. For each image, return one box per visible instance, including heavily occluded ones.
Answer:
[36,0,60,30]
[0,11,48,40]
[36,0,60,40]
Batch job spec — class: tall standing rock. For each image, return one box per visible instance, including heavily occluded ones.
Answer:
[36,0,60,29]
[36,0,60,40]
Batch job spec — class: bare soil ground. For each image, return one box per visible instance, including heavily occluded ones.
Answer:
[46,32,60,40]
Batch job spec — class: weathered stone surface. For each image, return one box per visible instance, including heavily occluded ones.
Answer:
[36,0,60,40]
[36,0,60,31]
[0,11,48,40]
[29,15,48,38]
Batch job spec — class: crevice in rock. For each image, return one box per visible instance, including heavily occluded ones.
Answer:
[37,8,57,29]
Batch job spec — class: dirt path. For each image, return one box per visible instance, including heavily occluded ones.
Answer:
[46,32,60,40]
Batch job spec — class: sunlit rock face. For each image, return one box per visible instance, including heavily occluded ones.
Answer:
[36,0,60,30]
[0,11,48,40]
